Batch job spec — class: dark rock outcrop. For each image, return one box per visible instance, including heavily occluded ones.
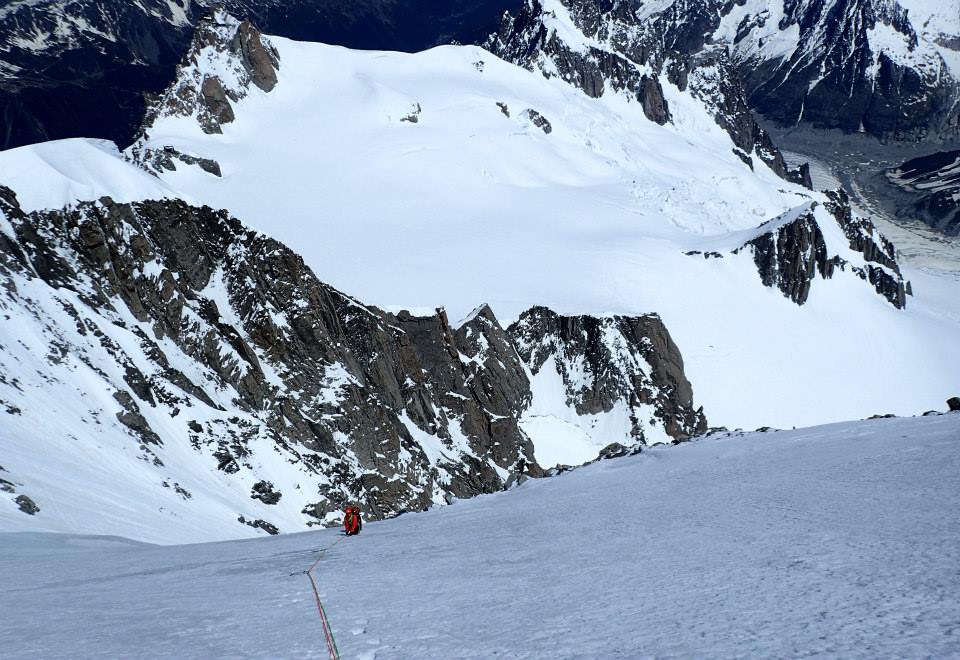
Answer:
[0,186,706,527]
[251,480,282,504]
[824,190,908,308]
[523,109,553,134]
[948,397,960,412]
[151,9,279,134]
[509,307,707,441]
[486,0,673,125]
[130,10,281,173]
[238,515,278,535]
[735,197,908,308]
[734,205,839,306]
[15,495,40,515]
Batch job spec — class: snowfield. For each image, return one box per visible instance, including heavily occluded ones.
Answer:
[1,413,958,659]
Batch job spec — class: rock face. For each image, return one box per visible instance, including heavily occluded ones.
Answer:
[510,307,707,443]
[824,190,909,308]
[487,0,959,142]
[735,205,839,306]
[733,195,908,308]
[715,0,960,141]
[948,397,960,412]
[887,149,960,236]
[0,186,706,532]
[485,0,809,185]
[129,10,280,174]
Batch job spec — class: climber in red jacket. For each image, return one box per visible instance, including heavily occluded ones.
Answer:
[343,505,362,536]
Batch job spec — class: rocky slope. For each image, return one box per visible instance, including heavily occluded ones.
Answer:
[0,185,705,536]
[485,0,811,186]
[486,0,959,142]
[714,0,960,141]
[687,193,910,308]
[888,148,960,235]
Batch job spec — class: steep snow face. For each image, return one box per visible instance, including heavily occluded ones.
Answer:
[1,414,958,658]
[115,23,960,429]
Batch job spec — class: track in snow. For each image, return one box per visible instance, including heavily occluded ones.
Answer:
[2,414,958,659]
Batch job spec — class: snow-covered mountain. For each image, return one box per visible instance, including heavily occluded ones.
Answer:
[0,0,522,149]
[2,413,958,658]
[0,182,707,540]
[717,0,960,140]
[118,9,954,427]
[4,0,958,150]
[1,9,959,539]
[488,0,960,141]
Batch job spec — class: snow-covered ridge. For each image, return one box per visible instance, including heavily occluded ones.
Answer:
[486,0,814,185]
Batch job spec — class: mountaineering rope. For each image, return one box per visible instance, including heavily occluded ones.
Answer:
[305,534,346,660]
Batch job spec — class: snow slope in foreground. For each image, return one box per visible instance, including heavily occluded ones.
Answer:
[2,413,958,660]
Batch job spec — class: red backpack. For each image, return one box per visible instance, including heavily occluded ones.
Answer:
[343,506,361,536]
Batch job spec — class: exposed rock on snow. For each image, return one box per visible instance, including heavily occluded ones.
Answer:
[735,196,909,308]
[511,306,707,445]
[130,10,280,174]
[522,108,553,133]
[0,186,705,536]
[14,495,39,516]
[486,0,810,185]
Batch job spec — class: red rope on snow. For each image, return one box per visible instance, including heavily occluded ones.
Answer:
[306,535,346,660]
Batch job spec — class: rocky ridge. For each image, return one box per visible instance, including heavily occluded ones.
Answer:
[0,186,705,534]
[732,194,909,307]
[714,0,960,141]
[487,0,960,143]
[485,0,812,186]
[128,10,279,175]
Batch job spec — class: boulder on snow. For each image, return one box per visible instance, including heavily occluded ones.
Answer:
[15,495,39,515]
[948,397,960,412]
[597,443,643,460]
[523,108,552,134]
[251,480,282,505]
[238,516,279,535]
